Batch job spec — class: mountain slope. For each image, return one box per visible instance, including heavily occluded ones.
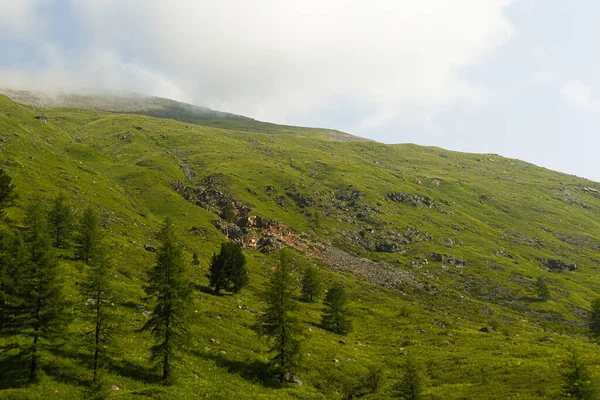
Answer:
[0,93,599,398]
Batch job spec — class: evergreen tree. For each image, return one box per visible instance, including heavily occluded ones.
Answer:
[256,249,302,382]
[221,203,236,222]
[589,298,600,338]
[394,353,423,400]
[207,242,248,294]
[0,230,26,335]
[48,194,75,249]
[301,264,322,302]
[561,349,596,400]
[0,169,16,218]
[12,201,70,381]
[535,277,550,301]
[80,242,115,382]
[322,283,352,335]
[192,251,200,267]
[76,206,103,264]
[139,218,193,382]
[208,248,227,295]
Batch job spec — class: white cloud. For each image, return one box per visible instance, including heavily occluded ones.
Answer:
[532,71,556,85]
[0,0,53,38]
[1,0,516,125]
[561,80,600,113]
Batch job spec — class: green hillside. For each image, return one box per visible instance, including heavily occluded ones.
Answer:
[0,93,599,399]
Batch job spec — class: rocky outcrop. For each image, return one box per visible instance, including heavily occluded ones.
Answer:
[211,220,243,240]
[286,190,315,208]
[375,241,399,253]
[256,233,283,253]
[429,253,469,266]
[543,259,577,272]
[335,189,365,202]
[387,192,434,207]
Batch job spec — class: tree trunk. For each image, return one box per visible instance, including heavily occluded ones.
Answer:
[163,305,171,381]
[30,334,38,382]
[93,287,102,381]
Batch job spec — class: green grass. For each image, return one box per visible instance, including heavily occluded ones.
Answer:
[0,93,599,398]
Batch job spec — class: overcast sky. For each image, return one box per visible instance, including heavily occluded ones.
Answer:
[1,1,599,182]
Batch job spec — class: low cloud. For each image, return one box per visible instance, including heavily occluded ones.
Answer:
[1,0,515,125]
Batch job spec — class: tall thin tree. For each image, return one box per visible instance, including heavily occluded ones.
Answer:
[590,298,600,338]
[394,353,423,400]
[256,249,302,382]
[0,230,26,336]
[76,206,103,264]
[13,201,70,381]
[322,283,353,335]
[301,264,323,302]
[48,194,75,249]
[0,169,16,218]
[140,218,193,382]
[80,241,114,382]
[535,277,550,301]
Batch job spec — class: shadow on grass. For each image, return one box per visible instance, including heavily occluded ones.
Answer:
[0,351,89,389]
[0,354,30,389]
[192,283,215,295]
[51,346,160,385]
[195,349,278,388]
[518,296,545,303]
[192,283,237,298]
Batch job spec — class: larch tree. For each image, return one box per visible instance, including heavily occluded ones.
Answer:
[322,283,353,335]
[256,249,302,382]
[76,206,103,264]
[589,298,600,338]
[0,169,16,218]
[535,277,550,301]
[139,218,193,383]
[79,223,114,382]
[394,353,423,400]
[48,194,75,249]
[301,264,323,302]
[0,171,20,337]
[0,230,26,336]
[13,201,70,381]
[561,349,596,400]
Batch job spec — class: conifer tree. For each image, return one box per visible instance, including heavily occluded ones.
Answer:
[0,169,16,218]
[561,349,596,400]
[76,206,102,264]
[322,283,352,335]
[192,251,200,267]
[140,218,192,382]
[589,298,600,338]
[207,242,248,295]
[535,277,550,301]
[48,194,75,249]
[80,242,114,382]
[13,201,70,381]
[256,249,302,382]
[394,353,423,400]
[301,264,322,302]
[0,230,26,335]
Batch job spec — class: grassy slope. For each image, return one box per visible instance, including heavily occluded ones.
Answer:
[0,94,599,398]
